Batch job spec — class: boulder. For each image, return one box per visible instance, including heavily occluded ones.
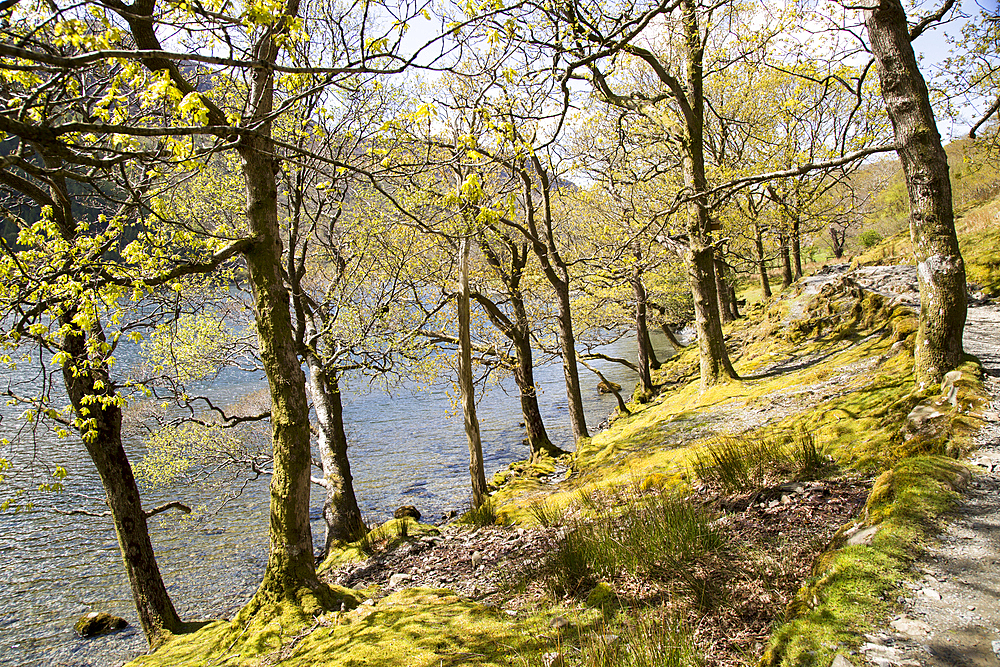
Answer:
[74,611,128,638]
[394,505,421,521]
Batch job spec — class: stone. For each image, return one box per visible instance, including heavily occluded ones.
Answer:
[388,573,412,588]
[548,616,571,630]
[831,655,855,667]
[394,505,421,521]
[890,617,932,637]
[542,652,565,667]
[919,587,942,601]
[901,404,947,441]
[74,611,128,638]
[846,526,878,546]
[471,551,483,569]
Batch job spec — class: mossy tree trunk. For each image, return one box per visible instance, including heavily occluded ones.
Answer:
[791,214,803,279]
[62,318,184,645]
[632,243,654,398]
[37,149,184,647]
[715,252,738,323]
[457,235,489,508]
[677,0,738,389]
[475,236,565,459]
[237,2,326,605]
[865,0,967,388]
[779,228,793,288]
[305,356,365,553]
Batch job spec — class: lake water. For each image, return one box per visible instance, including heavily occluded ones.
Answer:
[0,330,671,666]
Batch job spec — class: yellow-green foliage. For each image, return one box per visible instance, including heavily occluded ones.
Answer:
[135,421,243,488]
[142,310,237,383]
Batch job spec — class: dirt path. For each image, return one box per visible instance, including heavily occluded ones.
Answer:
[861,304,1000,667]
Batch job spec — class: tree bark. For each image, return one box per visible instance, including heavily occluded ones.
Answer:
[754,221,772,298]
[457,236,489,508]
[632,251,654,399]
[791,215,803,279]
[519,159,589,440]
[714,252,737,323]
[475,237,564,459]
[239,18,324,604]
[38,146,183,647]
[62,320,184,646]
[865,0,967,388]
[678,0,738,389]
[779,229,793,288]
[305,359,365,555]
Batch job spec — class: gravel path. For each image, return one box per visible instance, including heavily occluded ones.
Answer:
[861,304,1000,667]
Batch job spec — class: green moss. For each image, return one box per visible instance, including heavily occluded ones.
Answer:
[128,588,556,667]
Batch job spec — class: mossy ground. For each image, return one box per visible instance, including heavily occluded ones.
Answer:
[128,201,994,667]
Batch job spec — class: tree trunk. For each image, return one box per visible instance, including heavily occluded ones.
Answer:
[39,144,183,647]
[457,236,489,508]
[792,215,803,279]
[306,358,365,555]
[714,252,737,323]
[553,279,590,439]
[632,258,654,399]
[830,225,846,259]
[512,332,565,459]
[679,0,738,389]
[661,321,686,352]
[62,320,184,647]
[644,325,662,370]
[779,229,793,288]
[755,222,772,298]
[240,61,321,605]
[865,0,967,388]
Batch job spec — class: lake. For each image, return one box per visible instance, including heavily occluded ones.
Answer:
[0,329,672,666]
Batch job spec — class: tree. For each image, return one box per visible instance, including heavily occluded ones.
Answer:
[864,0,967,387]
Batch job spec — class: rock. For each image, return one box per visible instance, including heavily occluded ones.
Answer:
[394,505,421,521]
[471,551,483,569]
[831,655,855,667]
[74,611,128,638]
[542,652,565,667]
[548,616,571,630]
[846,526,878,546]
[918,587,942,601]
[901,403,947,441]
[388,573,412,588]
[890,617,932,637]
[597,380,621,394]
[991,640,1000,657]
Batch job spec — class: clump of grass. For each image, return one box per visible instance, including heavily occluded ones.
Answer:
[464,498,500,526]
[694,429,828,494]
[527,499,562,527]
[540,491,725,604]
[358,522,387,555]
[581,610,698,667]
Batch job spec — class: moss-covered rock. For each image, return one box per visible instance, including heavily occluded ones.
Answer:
[74,611,128,638]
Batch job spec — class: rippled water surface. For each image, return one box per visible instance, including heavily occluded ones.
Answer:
[0,332,668,666]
